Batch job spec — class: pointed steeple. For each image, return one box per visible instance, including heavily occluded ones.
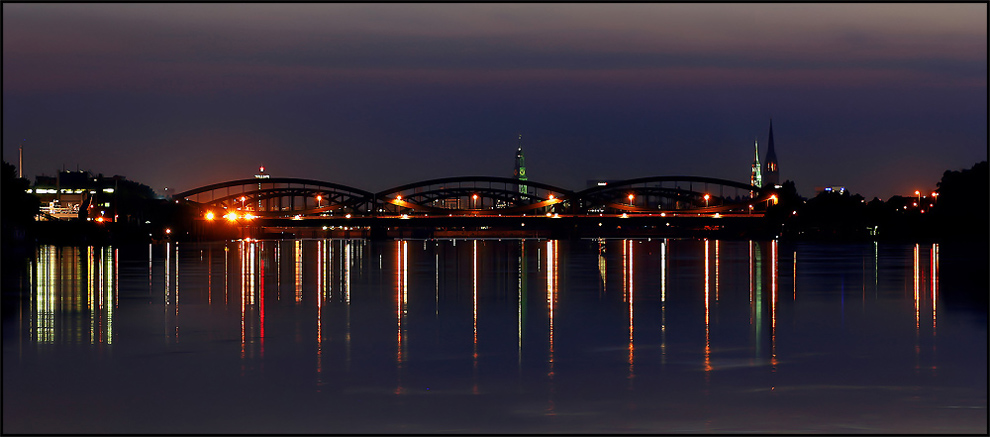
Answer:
[763,119,779,186]
[751,138,762,190]
[514,134,528,195]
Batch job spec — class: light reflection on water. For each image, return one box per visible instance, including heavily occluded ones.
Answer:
[3,238,985,434]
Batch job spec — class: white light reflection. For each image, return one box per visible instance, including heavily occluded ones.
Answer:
[598,239,607,296]
[395,240,409,395]
[207,247,212,306]
[660,239,667,365]
[626,239,635,388]
[104,246,114,345]
[33,245,116,345]
[472,239,479,395]
[35,246,56,343]
[913,243,920,373]
[88,247,95,342]
[931,243,938,332]
[771,239,779,376]
[714,240,720,302]
[316,245,324,389]
[258,241,266,361]
[914,244,920,330]
[931,243,939,376]
[752,241,763,359]
[345,241,353,371]
[704,239,711,379]
[545,239,558,415]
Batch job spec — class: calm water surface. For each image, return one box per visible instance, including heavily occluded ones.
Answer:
[3,238,986,433]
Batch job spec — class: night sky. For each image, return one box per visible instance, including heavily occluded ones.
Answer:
[3,3,986,200]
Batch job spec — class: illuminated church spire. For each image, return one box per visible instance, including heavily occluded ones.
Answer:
[514,134,528,196]
[763,119,779,187]
[751,138,763,191]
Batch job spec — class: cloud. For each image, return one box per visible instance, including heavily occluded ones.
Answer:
[4,3,985,94]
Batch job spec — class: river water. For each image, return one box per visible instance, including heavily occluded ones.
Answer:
[2,238,986,433]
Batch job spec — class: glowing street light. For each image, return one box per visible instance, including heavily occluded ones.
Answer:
[205,211,215,220]
[704,193,710,207]
[628,194,634,204]
[317,194,322,208]
[472,193,479,209]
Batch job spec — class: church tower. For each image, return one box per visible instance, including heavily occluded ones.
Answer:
[763,119,779,187]
[514,134,528,196]
[750,138,762,192]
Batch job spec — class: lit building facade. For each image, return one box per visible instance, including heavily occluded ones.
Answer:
[514,135,528,196]
[29,170,118,221]
[750,138,763,191]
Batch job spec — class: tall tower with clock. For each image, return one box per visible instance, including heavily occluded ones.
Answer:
[514,134,528,196]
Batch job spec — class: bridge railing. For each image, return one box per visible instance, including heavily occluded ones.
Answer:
[175,175,771,218]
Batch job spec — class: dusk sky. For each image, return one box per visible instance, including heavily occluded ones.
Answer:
[3,3,986,200]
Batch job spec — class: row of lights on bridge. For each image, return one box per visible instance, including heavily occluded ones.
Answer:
[198,191,772,221]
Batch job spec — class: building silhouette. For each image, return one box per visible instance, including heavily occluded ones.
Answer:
[763,119,780,187]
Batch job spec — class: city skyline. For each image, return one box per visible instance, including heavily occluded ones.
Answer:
[3,3,986,200]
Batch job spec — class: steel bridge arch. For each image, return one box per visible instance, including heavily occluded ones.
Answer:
[375,176,574,215]
[172,177,374,217]
[577,175,769,213]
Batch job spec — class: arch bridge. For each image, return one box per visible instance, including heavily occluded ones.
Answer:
[172,178,374,218]
[578,176,771,214]
[172,175,771,218]
[377,176,573,215]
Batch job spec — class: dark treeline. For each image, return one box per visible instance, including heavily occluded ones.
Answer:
[765,161,988,243]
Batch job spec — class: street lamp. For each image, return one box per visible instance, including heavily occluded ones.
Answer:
[704,193,710,207]
[317,194,322,208]
[628,194,634,205]
[473,193,479,209]
[915,190,921,207]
